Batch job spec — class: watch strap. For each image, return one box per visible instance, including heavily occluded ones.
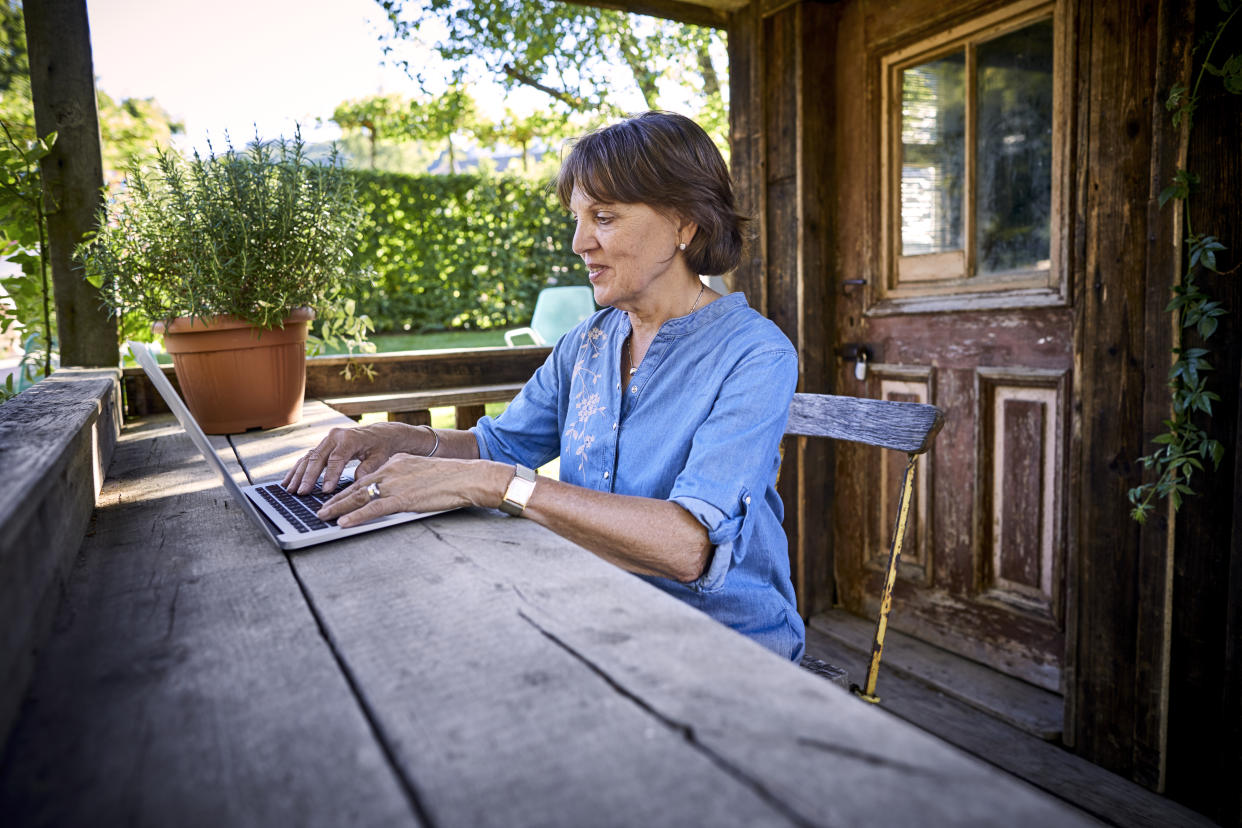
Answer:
[499,464,537,516]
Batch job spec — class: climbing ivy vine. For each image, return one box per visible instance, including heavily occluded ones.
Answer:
[1129,1,1240,523]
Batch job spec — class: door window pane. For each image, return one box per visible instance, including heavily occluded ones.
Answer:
[976,19,1054,274]
[901,52,965,256]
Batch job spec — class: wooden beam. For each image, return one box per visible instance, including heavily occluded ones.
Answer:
[1070,0,1160,781]
[557,0,731,28]
[121,348,552,418]
[22,0,117,367]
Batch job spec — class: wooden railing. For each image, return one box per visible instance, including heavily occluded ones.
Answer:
[122,346,552,426]
[0,368,121,747]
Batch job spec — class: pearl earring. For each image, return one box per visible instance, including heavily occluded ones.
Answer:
[678,242,686,251]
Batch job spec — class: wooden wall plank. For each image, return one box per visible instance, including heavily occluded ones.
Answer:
[1129,0,1193,793]
[0,416,419,827]
[1164,1,1242,823]
[793,0,840,616]
[1069,0,1159,776]
[728,5,763,302]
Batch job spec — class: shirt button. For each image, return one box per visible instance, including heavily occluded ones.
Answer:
[630,385,638,394]
[612,422,618,430]
[745,496,752,504]
[616,382,621,389]
[603,471,610,479]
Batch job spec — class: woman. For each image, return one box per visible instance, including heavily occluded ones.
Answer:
[283,111,804,660]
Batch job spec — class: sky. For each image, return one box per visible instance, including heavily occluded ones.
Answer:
[86,0,520,153]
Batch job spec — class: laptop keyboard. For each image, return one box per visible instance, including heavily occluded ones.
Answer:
[255,483,338,533]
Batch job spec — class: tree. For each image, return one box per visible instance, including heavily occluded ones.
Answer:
[480,107,566,174]
[331,93,411,169]
[374,0,729,151]
[407,84,484,172]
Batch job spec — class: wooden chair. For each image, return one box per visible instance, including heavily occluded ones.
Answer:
[785,392,945,702]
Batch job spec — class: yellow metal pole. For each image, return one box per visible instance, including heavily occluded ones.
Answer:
[854,454,918,704]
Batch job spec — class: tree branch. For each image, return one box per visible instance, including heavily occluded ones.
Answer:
[501,63,587,111]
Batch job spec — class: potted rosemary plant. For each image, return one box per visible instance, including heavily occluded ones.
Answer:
[78,131,371,433]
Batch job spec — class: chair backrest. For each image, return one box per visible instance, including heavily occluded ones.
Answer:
[785,391,944,704]
[530,286,596,344]
[785,392,944,453]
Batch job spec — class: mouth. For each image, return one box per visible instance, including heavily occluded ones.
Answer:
[585,264,608,282]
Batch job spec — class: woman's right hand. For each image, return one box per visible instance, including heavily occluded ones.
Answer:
[282,422,429,495]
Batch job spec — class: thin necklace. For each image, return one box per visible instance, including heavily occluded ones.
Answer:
[687,283,705,315]
[627,285,706,376]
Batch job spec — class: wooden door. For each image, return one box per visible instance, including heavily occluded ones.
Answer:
[830,0,1074,692]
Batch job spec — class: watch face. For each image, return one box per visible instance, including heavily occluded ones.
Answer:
[502,465,537,515]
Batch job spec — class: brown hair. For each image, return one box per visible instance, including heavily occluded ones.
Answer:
[555,111,746,276]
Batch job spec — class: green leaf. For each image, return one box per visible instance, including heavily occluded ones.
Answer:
[1208,440,1226,468]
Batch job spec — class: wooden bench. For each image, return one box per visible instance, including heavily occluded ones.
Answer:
[321,382,525,427]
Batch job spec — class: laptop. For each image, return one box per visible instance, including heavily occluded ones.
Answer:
[129,340,444,550]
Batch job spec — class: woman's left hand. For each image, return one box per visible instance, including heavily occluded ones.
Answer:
[317,453,508,527]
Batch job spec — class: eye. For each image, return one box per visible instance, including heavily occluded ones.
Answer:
[595,213,613,225]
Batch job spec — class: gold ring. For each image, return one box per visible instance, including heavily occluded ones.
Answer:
[366,482,381,501]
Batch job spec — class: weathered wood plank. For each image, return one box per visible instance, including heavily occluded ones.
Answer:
[0,368,120,749]
[1164,2,1242,823]
[225,411,1095,827]
[786,392,945,453]
[323,383,523,417]
[0,415,419,827]
[803,624,1212,828]
[727,2,762,302]
[809,610,1061,739]
[122,348,550,418]
[1070,0,1160,777]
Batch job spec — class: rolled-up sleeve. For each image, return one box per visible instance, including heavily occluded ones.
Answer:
[471,346,565,468]
[668,347,797,589]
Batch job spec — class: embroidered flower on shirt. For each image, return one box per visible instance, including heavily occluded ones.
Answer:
[565,327,608,471]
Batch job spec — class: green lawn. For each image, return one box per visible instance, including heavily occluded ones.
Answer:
[322,329,511,355]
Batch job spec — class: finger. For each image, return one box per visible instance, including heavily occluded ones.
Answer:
[356,455,387,477]
[316,450,354,494]
[333,497,398,528]
[283,453,316,492]
[281,455,303,488]
[294,446,336,494]
[318,477,371,516]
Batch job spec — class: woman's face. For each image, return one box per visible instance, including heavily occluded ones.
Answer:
[569,186,689,311]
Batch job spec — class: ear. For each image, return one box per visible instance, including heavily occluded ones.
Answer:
[677,215,699,247]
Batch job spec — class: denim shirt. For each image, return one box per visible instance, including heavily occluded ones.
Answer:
[471,292,804,661]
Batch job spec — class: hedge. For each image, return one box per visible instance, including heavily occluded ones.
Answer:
[347,170,583,332]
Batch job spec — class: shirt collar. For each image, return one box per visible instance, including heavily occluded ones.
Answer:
[616,291,748,339]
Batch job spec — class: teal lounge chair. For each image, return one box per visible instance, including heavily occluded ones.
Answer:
[504,286,596,347]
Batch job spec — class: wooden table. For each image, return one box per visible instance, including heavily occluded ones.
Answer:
[0,403,1098,827]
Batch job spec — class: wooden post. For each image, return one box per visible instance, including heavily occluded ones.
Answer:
[22,0,117,367]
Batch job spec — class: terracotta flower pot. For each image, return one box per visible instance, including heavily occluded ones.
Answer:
[155,308,314,434]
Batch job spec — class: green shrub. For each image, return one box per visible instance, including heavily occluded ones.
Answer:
[347,170,583,332]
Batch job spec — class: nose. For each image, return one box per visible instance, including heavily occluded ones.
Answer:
[572,220,596,256]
